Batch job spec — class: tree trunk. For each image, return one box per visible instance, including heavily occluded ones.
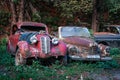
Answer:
[18,0,24,22]
[9,0,17,25]
[91,0,97,33]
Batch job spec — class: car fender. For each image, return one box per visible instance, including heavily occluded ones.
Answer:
[51,41,67,57]
[6,40,15,54]
[98,44,110,56]
[57,41,67,55]
[17,41,29,56]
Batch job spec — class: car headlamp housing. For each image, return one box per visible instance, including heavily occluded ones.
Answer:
[52,37,59,45]
[67,44,80,54]
[89,42,98,47]
[30,35,37,44]
[104,46,110,55]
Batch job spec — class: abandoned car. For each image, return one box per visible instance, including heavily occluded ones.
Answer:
[7,22,67,65]
[99,25,120,34]
[58,26,112,61]
[94,25,120,48]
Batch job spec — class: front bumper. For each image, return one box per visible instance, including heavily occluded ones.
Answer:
[24,46,66,58]
[69,55,112,61]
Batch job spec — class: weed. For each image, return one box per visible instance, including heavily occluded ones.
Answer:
[0,40,120,80]
[110,48,120,55]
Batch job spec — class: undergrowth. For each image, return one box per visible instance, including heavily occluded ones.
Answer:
[0,38,120,80]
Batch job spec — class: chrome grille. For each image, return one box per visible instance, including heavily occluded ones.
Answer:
[89,46,98,54]
[40,36,50,54]
[78,46,98,54]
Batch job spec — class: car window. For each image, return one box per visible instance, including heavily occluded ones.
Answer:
[12,25,18,34]
[101,26,119,34]
[21,26,46,32]
[109,27,118,34]
[118,27,120,33]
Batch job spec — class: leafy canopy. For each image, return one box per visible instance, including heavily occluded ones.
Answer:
[54,0,93,18]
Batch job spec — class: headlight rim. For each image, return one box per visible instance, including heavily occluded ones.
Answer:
[52,37,59,45]
[30,35,38,44]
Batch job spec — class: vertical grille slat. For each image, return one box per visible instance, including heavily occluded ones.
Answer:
[40,36,50,54]
[78,46,98,54]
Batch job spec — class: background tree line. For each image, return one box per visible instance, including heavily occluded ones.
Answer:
[0,0,120,34]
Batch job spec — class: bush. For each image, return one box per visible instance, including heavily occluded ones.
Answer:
[0,38,7,52]
[110,48,120,55]
[0,39,120,80]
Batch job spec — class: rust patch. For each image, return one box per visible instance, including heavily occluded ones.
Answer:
[63,37,93,47]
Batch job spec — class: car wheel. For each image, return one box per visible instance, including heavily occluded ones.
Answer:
[15,49,26,66]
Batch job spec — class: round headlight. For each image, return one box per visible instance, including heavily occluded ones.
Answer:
[30,35,37,44]
[89,42,97,47]
[67,44,80,53]
[52,37,59,45]
[104,46,110,55]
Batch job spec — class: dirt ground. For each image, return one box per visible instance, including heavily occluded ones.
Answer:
[66,69,120,80]
[90,69,120,80]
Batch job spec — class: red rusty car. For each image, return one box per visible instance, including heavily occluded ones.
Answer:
[7,22,67,65]
[58,26,112,61]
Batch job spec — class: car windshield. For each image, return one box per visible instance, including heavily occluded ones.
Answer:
[61,27,91,38]
[21,26,46,32]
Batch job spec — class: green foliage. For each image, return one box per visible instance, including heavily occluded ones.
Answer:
[12,0,19,4]
[0,38,7,52]
[0,38,7,45]
[54,0,93,18]
[96,60,120,69]
[0,11,11,26]
[0,41,120,79]
[32,11,59,31]
[110,48,120,55]
[97,0,114,12]
[96,0,120,24]
[0,38,14,66]
[108,0,120,12]
[32,12,41,22]
[96,48,120,69]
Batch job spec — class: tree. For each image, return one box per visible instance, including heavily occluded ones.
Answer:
[91,0,120,32]
[54,0,93,25]
[1,0,120,33]
[91,0,97,32]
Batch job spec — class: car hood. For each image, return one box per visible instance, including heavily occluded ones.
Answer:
[94,32,115,35]
[62,36,95,47]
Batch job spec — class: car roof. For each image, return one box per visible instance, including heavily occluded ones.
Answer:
[16,22,47,29]
[59,26,86,28]
[104,25,120,27]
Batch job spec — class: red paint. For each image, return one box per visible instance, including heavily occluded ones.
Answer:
[7,22,67,59]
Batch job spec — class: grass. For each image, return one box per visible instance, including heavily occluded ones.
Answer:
[0,38,120,80]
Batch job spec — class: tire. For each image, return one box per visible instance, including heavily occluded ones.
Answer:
[15,49,26,66]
